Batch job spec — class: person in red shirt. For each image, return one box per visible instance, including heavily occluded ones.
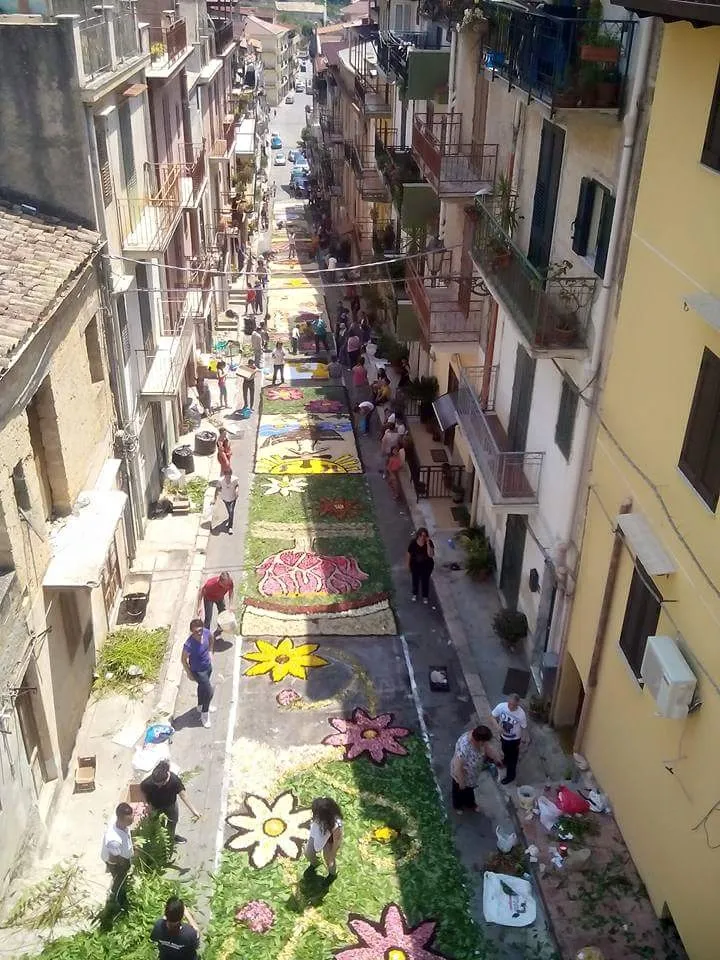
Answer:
[199,571,233,629]
[216,428,231,473]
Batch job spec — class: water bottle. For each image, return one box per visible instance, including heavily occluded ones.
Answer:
[447,537,455,550]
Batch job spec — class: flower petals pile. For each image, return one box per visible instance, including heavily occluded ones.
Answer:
[256,549,369,597]
[235,900,276,934]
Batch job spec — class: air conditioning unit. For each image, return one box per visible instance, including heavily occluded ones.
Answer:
[640,635,697,719]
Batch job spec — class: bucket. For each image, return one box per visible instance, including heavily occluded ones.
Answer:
[517,785,537,811]
[495,824,517,853]
[217,610,238,639]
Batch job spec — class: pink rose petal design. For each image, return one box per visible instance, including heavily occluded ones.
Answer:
[334,903,448,960]
[256,550,369,598]
[322,707,411,766]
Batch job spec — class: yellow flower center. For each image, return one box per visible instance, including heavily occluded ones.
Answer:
[275,655,290,664]
[386,950,407,960]
[362,729,379,739]
[263,817,287,837]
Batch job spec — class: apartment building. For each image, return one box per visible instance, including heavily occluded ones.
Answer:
[0,203,129,889]
[554,3,720,955]
[243,14,293,104]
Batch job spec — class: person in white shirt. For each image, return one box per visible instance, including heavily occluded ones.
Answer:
[355,399,375,435]
[290,324,301,355]
[218,466,240,535]
[326,254,337,283]
[101,802,135,907]
[490,694,528,785]
[271,341,286,385]
[304,796,343,881]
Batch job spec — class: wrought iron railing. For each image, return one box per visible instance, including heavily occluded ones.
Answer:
[406,444,465,500]
[377,30,444,81]
[117,165,181,250]
[405,252,490,343]
[344,141,391,202]
[213,18,234,55]
[412,113,498,196]
[472,200,596,351]
[79,15,111,78]
[136,308,195,396]
[149,18,187,67]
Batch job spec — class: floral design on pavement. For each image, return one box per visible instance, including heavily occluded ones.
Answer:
[235,900,276,934]
[276,687,303,707]
[262,476,308,497]
[264,386,304,401]
[256,549,369,597]
[257,452,362,475]
[318,497,361,521]
[225,792,311,868]
[323,708,411,765]
[243,637,329,682]
[334,903,448,960]
[306,398,344,414]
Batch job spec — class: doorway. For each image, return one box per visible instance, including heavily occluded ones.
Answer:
[527,120,565,272]
[15,664,54,797]
[500,514,527,610]
[507,345,536,451]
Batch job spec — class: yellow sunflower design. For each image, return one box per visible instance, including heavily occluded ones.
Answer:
[242,637,329,682]
[257,452,362,475]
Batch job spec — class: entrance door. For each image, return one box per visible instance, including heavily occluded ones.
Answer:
[507,344,536,451]
[527,120,565,273]
[444,365,459,451]
[15,667,52,797]
[500,514,526,610]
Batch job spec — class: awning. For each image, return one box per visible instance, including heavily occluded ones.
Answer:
[235,117,256,156]
[684,292,720,332]
[44,490,127,589]
[616,512,676,576]
[433,393,459,432]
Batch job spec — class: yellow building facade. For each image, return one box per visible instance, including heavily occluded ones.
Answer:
[556,9,720,958]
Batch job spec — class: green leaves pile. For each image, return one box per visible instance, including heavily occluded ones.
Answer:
[93,627,169,698]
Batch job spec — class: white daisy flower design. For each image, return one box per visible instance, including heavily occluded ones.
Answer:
[225,792,311,868]
[262,476,309,497]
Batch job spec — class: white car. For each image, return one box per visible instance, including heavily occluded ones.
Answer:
[295,80,304,93]
[285,93,295,104]
[274,152,287,166]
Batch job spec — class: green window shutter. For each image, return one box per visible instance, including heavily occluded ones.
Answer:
[701,66,720,172]
[594,190,615,279]
[554,377,579,460]
[571,177,594,256]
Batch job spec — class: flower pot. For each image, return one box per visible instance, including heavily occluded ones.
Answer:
[595,81,619,108]
[580,44,620,64]
[491,251,512,270]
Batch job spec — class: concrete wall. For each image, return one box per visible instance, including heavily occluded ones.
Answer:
[0,19,94,225]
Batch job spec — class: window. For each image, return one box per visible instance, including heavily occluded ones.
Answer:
[572,177,615,278]
[94,121,113,206]
[118,100,136,194]
[678,347,720,510]
[701,66,720,172]
[84,316,104,383]
[555,377,579,460]
[12,461,31,513]
[618,564,661,679]
[117,294,130,364]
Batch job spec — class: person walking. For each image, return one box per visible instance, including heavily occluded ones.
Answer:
[271,341,286,384]
[247,286,257,314]
[181,619,215,728]
[241,360,257,411]
[407,527,435,603]
[386,443,405,501]
[287,228,296,260]
[327,354,343,382]
[216,427,231,473]
[346,328,361,368]
[450,726,504,814]
[490,694,528,785]
[313,316,328,353]
[254,282,264,315]
[251,327,263,368]
[199,570,234,629]
[151,898,200,960]
[101,802,135,908]
[304,797,343,882]
[326,253,337,284]
[351,355,368,390]
[290,323,300,355]
[140,761,201,844]
[196,377,211,417]
[217,467,240,534]
[216,359,228,408]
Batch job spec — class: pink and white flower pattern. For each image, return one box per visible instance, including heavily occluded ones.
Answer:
[334,903,448,960]
[235,900,276,934]
[256,550,369,597]
[305,398,344,414]
[265,387,303,401]
[276,688,302,707]
[323,708,410,765]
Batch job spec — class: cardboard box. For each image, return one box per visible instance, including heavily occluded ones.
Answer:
[124,782,145,805]
[75,755,96,792]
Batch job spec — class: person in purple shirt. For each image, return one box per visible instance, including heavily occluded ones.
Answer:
[181,619,215,728]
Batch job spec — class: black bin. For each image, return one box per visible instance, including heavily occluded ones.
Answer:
[172,445,195,474]
[195,429,217,456]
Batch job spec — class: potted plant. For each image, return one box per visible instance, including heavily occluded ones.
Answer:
[596,66,620,108]
[580,2,620,64]
[407,375,439,424]
[463,536,496,581]
[492,609,528,647]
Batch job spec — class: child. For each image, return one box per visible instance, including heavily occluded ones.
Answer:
[304,797,343,881]
[216,359,228,408]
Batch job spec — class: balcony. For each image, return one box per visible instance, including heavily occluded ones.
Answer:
[148,18,188,71]
[318,107,343,144]
[376,30,450,100]
[453,367,543,506]
[138,308,196,398]
[405,249,491,344]
[354,75,392,118]
[117,166,181,251]
[213,18,235,56]
[482,3,635,111]
[472,200,597,355]
[412,114,497,198]
[76,3,141,85]
[375,136,425,211]
[344,141,391,203]
[211,116,237,160]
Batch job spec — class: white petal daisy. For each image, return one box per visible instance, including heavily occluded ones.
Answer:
[225,791,311,869]
[262,476,308,497]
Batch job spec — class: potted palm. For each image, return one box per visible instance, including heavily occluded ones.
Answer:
[492,609,528,648]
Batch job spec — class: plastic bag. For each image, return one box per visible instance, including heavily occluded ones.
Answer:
[144,723,175,745]
[556,786,590,815]
[538,796,561,832]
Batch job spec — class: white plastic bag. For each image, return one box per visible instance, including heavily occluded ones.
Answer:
[538,796,561,832]
[483,872,537,927]
[496,824,517,852]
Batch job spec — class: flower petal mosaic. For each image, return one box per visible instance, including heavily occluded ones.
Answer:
[225,791,311,868]
[243,637,328,682]
[323,708,411,765]
[335,904,448,960]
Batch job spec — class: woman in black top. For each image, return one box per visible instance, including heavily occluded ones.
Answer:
[141,761,201,843]
[407,527,435,604]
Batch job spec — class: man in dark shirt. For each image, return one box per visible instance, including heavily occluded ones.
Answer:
[151,897,199,960]
[141,761,201,843]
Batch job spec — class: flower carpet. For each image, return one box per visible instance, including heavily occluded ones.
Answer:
[242,385,396,637]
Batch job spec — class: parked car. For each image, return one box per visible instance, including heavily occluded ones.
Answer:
[295,79,304,93]
[270,133,282,149]
[285,93,295,104]
[293,160,310,176]
[305,80,312,95]
[274,152,287,166]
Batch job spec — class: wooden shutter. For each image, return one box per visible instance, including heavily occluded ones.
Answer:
[701,66,720,172]
[94,121,113,206]
[618,565,661,678]
[118,100,136,194]
[679,348,720,510]
[594,189,615,279]
[117,293,130,364]
[507,345,536,451]
[554,377,579,459]
[571,177,594,256]
[528,121,565,272]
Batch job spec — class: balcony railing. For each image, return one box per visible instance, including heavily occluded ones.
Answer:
[213,18,234,55]
[482,3,635,111]
[412,114,497,197]
[117,166,181,251]
[344,141,391,202]
[211,117,236,159]
[152,144,206,207]
[149,18,187,68]
[76,4,141,81]
[319,107,343,143]
[472,200,596,353]
[137,309,195,398]
[405,250,490,343]
[354,76,393,117]
[454,367,543,505]
[377,30,444,80]
[376,138,424,206]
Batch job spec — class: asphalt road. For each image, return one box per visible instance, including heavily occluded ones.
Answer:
[267,83,313,194]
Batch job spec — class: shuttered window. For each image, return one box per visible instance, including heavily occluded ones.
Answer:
[701,66,720,172]
[572,177,615,278]
[619,564,661,679]
[678,347,720,511]
[94,121,113,206]
[555,377,579,460]
[117,294,130,364]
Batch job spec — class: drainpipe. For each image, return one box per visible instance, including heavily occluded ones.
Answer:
[549,16,659,722]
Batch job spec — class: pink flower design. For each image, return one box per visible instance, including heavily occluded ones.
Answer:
[276,688,302,707]
[305,398,344,414]
[323,708,410,765]
[256,550,369,597]
[265,386,303,401]
[235,900,276,934]
[334,903,448,960]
